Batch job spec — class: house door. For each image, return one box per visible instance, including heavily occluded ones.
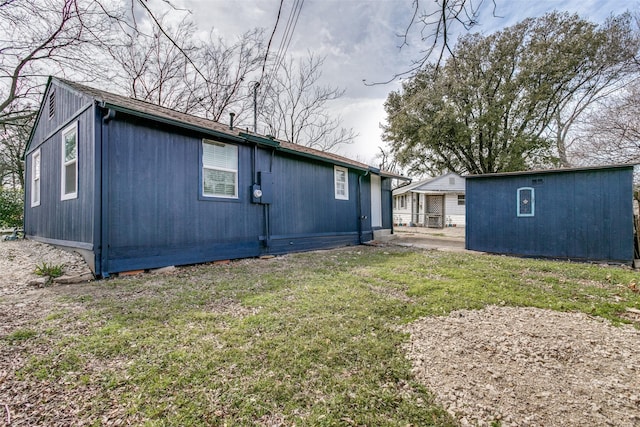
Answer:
[370,174,382,228]
[426,195,444,228]
[412,193,419,225]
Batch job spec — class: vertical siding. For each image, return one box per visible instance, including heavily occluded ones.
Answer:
[266,151,367,249]
[104,117,263,271]
[24,82,95,247]
[466,167,634,263]
[28,81,94,154]
[102,116,370,273]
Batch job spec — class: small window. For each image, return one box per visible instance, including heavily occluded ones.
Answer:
[517,187,534,217]
[457,194,465,206]
[31,149,41,207]
[61,122,78,200]
[449,177,455,185]
[202,139,238,198]
[394,196,397,209]
[334,166,349,200]
[48,89,55,119]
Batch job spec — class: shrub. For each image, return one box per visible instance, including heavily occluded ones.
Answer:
[34,262,65,278]
[0,188,24,228]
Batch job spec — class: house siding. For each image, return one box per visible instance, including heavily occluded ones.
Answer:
[465,166,634,263]
[25,78,396,277]
[444,193,465,226]
[24,82,95,249]
[101,114,372,273]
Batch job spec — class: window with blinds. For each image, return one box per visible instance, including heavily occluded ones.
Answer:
[202,139,238,198]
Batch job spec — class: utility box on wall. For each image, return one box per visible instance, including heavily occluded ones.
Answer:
[465,164,635,264]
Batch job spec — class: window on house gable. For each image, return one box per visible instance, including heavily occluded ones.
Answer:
[61,122,78,200]
[334,166,349,200]
[449,177,455,185]
[458,194,465,206]
[202,139,238,199]
[517,187,534,217]
[31,149,41,207]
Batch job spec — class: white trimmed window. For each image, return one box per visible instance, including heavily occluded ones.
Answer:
[61,122,78,200]
[517,187,534,217]
[202,139,238,198]
[458,194,465,206]
[334,166,349,200]
[31,149,41,207]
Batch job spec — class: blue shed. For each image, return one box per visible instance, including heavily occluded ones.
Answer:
[465,165,636,264]
[24,78,402,277]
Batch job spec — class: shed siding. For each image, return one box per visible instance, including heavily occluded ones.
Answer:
[24,94,95,247]
[466,167,634,263]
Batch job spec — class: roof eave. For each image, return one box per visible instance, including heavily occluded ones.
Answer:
[101,102,245,143]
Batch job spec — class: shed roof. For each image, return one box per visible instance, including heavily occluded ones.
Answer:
[465,164,636,179]
[52,77,399,175]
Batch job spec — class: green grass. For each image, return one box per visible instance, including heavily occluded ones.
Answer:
[12,247,640,425]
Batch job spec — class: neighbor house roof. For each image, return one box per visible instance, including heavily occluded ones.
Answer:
[393,171,464,195]
[52,77,401,176]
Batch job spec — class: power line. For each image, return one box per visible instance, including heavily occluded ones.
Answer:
[257,0,305,118]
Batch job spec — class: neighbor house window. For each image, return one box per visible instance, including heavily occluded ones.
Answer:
[31,149,41,207]
[202,139,238,198]
[458,194,465,206]
[61,122,78,200]
[517,187,534,217]
[449,177,455,185]
[334,166,349,200]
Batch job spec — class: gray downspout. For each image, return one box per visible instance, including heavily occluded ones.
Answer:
[99,107,116,277]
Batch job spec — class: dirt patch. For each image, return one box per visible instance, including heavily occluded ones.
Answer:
[0,239,93,298]
[403,306,640,426]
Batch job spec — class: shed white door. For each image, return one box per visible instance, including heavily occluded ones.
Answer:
[370,174,382,228]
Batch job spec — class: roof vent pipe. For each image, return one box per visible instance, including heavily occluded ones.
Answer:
[229,112,235,130]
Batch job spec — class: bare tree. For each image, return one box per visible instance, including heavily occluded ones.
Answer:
[0,0,198,189]
[0,0,131,126]
[546,13,640,167]
[193,28,265,122]
[259,53,356,152]
[572,82,640,166]
[111,20,266,123]
[109,15,200,113]
[0,112,32,189]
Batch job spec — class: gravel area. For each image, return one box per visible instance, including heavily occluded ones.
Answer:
[403,306,640,426]
[0,239,93,297]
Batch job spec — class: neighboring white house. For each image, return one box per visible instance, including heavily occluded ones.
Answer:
[392,172,465,228]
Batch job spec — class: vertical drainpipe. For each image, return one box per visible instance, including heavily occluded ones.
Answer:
[100,106,115,277]
[357,171,369,244]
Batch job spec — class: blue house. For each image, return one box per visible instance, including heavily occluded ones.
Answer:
[24,78,401,277]
[465,165,636,264]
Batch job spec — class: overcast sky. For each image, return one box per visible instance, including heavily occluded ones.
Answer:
[166,0,638,166]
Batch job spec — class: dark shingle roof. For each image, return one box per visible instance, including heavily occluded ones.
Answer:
[55,78,385,173]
